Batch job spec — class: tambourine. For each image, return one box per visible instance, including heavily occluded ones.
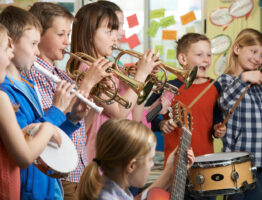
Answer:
[27,124,78,178]
[211,34,232,55]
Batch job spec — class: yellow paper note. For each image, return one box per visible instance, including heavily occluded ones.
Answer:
[180,11,196,25]
[160,16,176,28]
[154,45,164,56]
[147,20,160,38]
[166,49,176,59]
[150,8,165,19]
[162,30,177,40]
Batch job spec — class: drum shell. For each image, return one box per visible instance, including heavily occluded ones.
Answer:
[187,152,256,196]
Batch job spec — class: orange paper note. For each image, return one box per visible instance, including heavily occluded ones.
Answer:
[162,30,177,40]
[180,11,196,25]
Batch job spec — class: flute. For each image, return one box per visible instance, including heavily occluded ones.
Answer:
[33,62,104,114]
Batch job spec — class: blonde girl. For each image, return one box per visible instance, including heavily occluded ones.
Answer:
[217,28,262,200]
[78,119,194,200]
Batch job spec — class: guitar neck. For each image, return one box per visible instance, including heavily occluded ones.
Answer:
[170,127,192,200]
[146,103,163,122]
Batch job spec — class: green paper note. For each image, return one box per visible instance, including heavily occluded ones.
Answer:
[166,49,176,59]
[154,45,164,56]
[150,8,165,19]
[160,16,176,28]
[147,20,160,38]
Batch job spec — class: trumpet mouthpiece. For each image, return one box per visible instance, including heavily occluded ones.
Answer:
[63,49,69,54]
[112,44,119,50]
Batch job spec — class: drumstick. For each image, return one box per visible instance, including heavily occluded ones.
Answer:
[188,79,216,109]
[33,62,104,114]
[222,84,251,126]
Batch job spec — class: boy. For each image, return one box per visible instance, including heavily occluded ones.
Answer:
[24,2,111,199]
[146,33,226,162]
[0,5,92,200]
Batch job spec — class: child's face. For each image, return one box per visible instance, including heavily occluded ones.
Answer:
[235,44,262,72]
[94,18,118,57]
[12,28,40,71]
[0,33,14,82]
[115,11,125,47]
[180,40,211,79]
[129,145,156,188]
[39,17,71,64]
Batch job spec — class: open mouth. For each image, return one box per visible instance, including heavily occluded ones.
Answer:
[198,66,207,71]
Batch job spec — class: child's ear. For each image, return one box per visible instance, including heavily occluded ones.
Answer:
[126,158,137,174]
[177,53,187,66]
[233,43,240,55]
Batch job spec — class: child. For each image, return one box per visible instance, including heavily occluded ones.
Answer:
[217,28,262,200]
[0,6,93,200]
[69,2,160,164]
[78,118,195,200]
[146,33,226,162]
[24,2,112,199]
[0,23,61,200]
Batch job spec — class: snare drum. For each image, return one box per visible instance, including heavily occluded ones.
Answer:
[28,124,78,178]
[187,152,256,197]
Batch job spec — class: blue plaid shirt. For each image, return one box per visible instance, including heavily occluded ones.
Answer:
[217,74,262,167]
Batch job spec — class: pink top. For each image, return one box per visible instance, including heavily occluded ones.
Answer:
[79,62,133,163]
[0,140,20,200]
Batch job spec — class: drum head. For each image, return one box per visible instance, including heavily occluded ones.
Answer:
[195,152,250,163]
[40,127,78,174]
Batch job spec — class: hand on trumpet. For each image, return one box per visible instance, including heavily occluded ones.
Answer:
[79,57,114,93]
[135,49,161,82]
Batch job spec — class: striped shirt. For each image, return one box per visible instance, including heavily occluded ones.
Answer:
[217,74,262,167]
[23,57,88,182]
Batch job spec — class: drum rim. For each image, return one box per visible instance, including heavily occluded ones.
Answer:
[191,152,252,168]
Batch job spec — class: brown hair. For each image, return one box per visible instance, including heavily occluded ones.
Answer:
[68,2,118,74]
[29,2,73,35]
[0,6,42,42]
[176,33,210,59]
[78,119,156,200]
[225,28,262,75]
[97,0,122,13]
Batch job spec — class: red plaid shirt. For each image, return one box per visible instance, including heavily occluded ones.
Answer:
[23,57,88,182]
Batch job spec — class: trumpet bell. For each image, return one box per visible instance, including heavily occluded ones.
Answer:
[184,66,198,89]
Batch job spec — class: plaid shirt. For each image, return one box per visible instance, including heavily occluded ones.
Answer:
[217,74,262,167]
[23,57,88,182]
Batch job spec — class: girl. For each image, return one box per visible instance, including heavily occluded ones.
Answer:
[78,119,195,200]
[0,24,61,200]
[69,2,160,163]
[217,28,262,200]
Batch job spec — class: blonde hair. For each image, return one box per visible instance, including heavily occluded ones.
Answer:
[225,28,262,75]
[78,119,156,200]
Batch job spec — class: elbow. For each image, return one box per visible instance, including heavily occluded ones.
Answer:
[17,157,34,169]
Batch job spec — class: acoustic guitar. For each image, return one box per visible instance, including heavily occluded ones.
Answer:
[137,100,192,200]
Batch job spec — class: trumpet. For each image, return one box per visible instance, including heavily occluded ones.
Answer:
[64,50,147,109]
[112,45,198,96]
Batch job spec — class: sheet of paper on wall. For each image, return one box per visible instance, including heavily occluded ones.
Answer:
[124,11,143,38]
[166,49,176,59]
[162,30,177,40]
[126,33,140,49]
[0,0,13,3]
[180,10,196,26]
[154,45,164,56]
[150,8,165,19]
[127,14,139,28]
[160,16,176,28]
[147,20,160,38]
[186,26,195,33]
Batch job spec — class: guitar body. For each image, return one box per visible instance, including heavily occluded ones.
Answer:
[147,188,170,200]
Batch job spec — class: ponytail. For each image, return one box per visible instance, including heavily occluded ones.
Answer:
[78,161,103,200]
